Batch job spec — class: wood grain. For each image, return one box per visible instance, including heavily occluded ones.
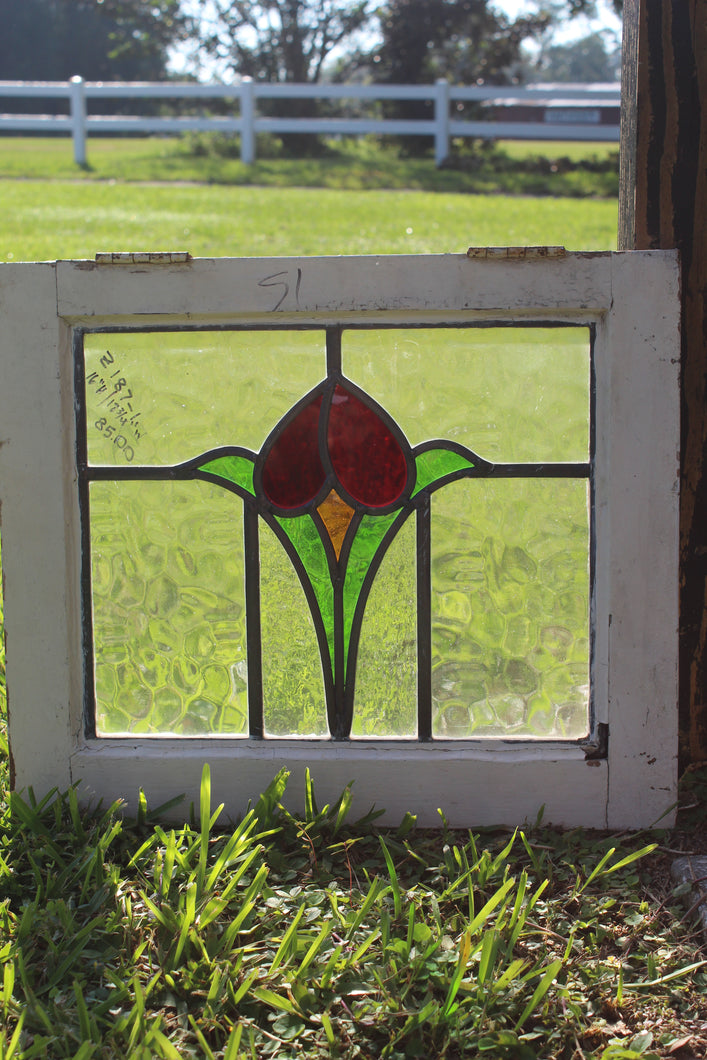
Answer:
[623,0,707,765]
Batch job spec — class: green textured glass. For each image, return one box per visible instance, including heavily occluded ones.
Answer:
[343,327,590,462]
[411,448,476,497]
[91,479,248,736]
[199,454,255,495]
[431,478,590,739]
[275,514,334,674]
[84,330,325,466]
[343,510,401,681]
[260,520,328,737]
[351,515,417,738]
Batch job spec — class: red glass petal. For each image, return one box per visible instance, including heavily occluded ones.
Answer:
[262,394,326,508]
[327,384,408,507]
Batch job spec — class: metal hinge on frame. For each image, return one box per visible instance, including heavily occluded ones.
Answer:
[94,252,192,265]
[466,246,566,261]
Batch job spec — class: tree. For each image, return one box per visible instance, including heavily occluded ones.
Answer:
[564,0,622,15]
[373,0,551,87]
[191,0,372,151]
[193,0,371,83]
[362,0,549,153]
[371,0,549,88]
[0,0,187,82]
[528,31,622,82]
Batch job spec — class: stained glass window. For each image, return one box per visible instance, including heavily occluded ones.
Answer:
[79,324,591,742]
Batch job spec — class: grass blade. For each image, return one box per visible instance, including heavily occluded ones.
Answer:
[624,960,707,989]
[149,1027,184,1060]
[188,1016,216,1060]
[297,919,334,977]
[332,784,353,836]
[514,959,562,1030]
[252,987,299,1016]
[579,843,656,893]
[205,813,259,890]
[218,863,269,953]
[379,836,402,918]
[173,881,197,966]
[345,876,385,940]
[199,762,211,891]
[2,1010,25,1060]
[232,969,259,1006]
[304,767,317,821]
[223,1024,244,1060]
[442,929,474,1016]
[477,927,499,986]
[73,979,94,1044]
[467,877,515,936]
[270,902,306,973]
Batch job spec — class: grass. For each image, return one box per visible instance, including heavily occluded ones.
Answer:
[1,143,706,1058]
[0,134,619,197]
[0,136,618,263]
[0,180,617,263]
[2,764,707,1059]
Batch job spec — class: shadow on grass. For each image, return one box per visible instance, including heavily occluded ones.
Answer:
[174,136,620,198]
[0,134,620,198]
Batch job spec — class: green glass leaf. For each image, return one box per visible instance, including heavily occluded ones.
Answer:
[343,510,401,682]
[411,446,476,497]
[275,514,334,676]
[198,454,256,496]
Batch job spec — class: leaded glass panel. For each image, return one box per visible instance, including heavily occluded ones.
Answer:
[80,324,591,742]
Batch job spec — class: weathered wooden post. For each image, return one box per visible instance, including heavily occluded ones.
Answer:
[619,0,707,766]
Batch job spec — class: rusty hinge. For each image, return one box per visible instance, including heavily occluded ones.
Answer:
[94,252,192,265]
[466,246,566,261]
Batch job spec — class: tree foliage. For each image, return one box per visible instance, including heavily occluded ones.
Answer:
[190,0,372,153]
[531,31,622,82]
[194,0,371,83]
[371,0,550,87]
[0,0,186,81]
[564,0,623,16]
[358,0,550,155]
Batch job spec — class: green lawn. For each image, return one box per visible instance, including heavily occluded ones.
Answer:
[0,179,617,263]
[2,159,706,1060]
[0,134,619,196]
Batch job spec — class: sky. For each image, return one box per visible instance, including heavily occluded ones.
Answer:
[495,0,622,45]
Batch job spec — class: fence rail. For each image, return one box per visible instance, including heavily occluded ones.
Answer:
[0,77,621,166]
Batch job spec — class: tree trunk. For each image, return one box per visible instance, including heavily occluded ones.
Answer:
[619,0,707,766]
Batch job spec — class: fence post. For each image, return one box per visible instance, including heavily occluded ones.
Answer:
[434,78,450,166]
[241,77,255,165]
[69,76,87,166]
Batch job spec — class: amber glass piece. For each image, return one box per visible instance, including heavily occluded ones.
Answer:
[317,489,355,559]
[262,393,325,508]
[327,384,408,507]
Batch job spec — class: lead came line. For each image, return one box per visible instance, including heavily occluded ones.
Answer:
[244,503,264,739]
[417,495,433,741]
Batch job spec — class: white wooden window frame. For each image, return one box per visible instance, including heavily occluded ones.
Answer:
[0,251,679,827]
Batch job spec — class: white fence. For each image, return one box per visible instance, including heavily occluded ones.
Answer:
[0,77,621,166]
